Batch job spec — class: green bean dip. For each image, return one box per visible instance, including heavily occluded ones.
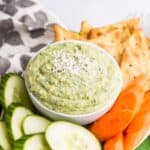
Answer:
[26,42,122,115]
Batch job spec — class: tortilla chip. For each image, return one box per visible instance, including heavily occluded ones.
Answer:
[53,24,83,41]
[127,29,149,50]
[88,28,131,62]
[88,18,139,39]
[146,38,150,49]
[120,30,150,88]
[80,20,93,38]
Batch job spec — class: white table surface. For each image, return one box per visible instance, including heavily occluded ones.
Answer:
[40,0,150,31]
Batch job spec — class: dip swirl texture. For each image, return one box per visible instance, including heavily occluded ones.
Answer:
[26,42,122,115]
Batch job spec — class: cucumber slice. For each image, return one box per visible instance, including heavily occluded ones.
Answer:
[14,134,50,150]
[5,103,32,140]
[45,121,101,150]
[23,115,51,135]
[0,73,32,109]
[0,121,12,150]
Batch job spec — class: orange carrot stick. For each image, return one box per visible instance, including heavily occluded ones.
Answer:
[104,133,124,150]
[90,75,149,141]
[111,75,149,112]
[124,91,150,150]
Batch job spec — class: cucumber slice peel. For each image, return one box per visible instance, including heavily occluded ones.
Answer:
[5,103,32,140]
[0,109,4,120]
[0,145,3,150]
[14,134,50,150]
[23,115,51,135]
[45,121,101,150]
[0,121,12,150]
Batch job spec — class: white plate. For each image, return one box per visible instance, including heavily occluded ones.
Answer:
[40,0,150,31]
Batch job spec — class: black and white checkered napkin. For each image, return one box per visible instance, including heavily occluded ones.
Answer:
[0,0,63,76]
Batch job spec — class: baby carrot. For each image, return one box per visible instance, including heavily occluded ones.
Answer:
[104,133,124,150]
[124,91,150,150]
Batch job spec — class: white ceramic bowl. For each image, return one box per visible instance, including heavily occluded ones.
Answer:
[24,40,123,125]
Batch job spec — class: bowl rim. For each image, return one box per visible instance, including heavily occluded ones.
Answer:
[24,40,123,118]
